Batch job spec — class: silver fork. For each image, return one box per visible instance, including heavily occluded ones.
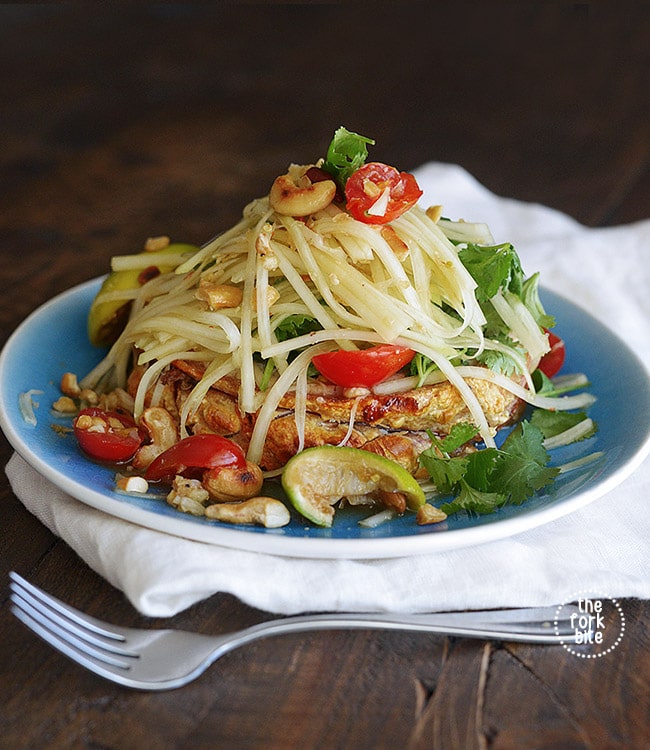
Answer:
[9,571,579,691]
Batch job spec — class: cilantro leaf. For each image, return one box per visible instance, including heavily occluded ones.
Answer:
[500,420,550,466]
[420,420,559,517]
[275,314,322,342]
[530,409,597,441]
[419,424,479,493]
[490,422,559,505]
[464,448,501,491]
[440,480,507,516]
[458,242,524,301]
[259,314,323,390]
[322,127,375,191]
[435,422,479,454]
[419,453,468,494]
[475,347,520,376]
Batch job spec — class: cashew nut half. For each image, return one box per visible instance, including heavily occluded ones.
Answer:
[131,406,178,470]
[202,461,264,502]
[205,496,290,528]
[269,169,336,216]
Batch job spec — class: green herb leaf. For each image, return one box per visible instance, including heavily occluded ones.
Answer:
[419,453,469,494]
[259,358,276,391]
[475,348,520,376]
[440,480,507,516]
[530,409,597,440]
[322,127,375,191]
[410,352,437,386]
[490,422,559,504]
[458,242,524,301]
[532,368,555,394]
[274,314,322,342]
[259,314,323,388]
[464,448,501,490]
[520,272,555,328]
[437,423,479,454]
[421,420,560,517]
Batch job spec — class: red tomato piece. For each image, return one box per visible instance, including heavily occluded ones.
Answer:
[73,408,143,463]
[538,330,566,377]
[145,434,247,482]
[312,344,416,388]
[345,162,423,224]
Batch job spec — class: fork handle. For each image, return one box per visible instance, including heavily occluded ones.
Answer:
[220,608,576,649]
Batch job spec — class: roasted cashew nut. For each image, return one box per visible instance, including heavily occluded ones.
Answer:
[131,406,178,470]
[269,171,336,216]
[205,496,291,528]
[202,461,264,502]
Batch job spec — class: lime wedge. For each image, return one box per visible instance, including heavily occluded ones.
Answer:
[88,243,197,346]
[281,445,426,527]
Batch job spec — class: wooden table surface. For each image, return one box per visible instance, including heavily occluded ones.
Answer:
[1,6,648,749]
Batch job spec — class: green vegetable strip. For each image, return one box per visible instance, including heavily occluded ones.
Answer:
[490,289,549,369]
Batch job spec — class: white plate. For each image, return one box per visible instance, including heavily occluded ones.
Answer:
[1,278,649,558]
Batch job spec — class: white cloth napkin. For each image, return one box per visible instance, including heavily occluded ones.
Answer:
[6,163,650,617]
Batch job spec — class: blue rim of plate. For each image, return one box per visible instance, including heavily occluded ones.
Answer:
[1,277,649,559]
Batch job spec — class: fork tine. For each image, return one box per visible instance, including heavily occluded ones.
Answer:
[9,584,138,661]
[10,595,135,670]
[9,572,124,641]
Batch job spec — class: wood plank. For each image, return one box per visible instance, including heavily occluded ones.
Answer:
[1,5,648,748]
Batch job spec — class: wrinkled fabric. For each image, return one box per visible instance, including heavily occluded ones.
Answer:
[6,163,650,617]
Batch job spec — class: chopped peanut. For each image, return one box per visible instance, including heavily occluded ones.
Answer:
[74,412,105,431]
[362,178,382,198]
[144,235,170,252]
[52,396,78,414]
[60,372,81,397]
[416,504,447,525]
[79,388,99,405]
[167,476,210,516]
[254,223,279,270]
[378,490,407,515]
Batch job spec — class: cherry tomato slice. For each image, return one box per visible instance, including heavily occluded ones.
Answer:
[145,434,247,482]
[345,162,423,224]
[312,345,416,389]
[73,408,143,463]
[538,330,566,377]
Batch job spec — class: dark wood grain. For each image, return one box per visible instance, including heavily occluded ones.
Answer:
[1,5,648,749]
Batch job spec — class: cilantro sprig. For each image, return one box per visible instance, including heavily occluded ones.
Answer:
[419,421,560,516]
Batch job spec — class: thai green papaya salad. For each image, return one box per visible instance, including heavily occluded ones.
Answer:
[53,127,598,530]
